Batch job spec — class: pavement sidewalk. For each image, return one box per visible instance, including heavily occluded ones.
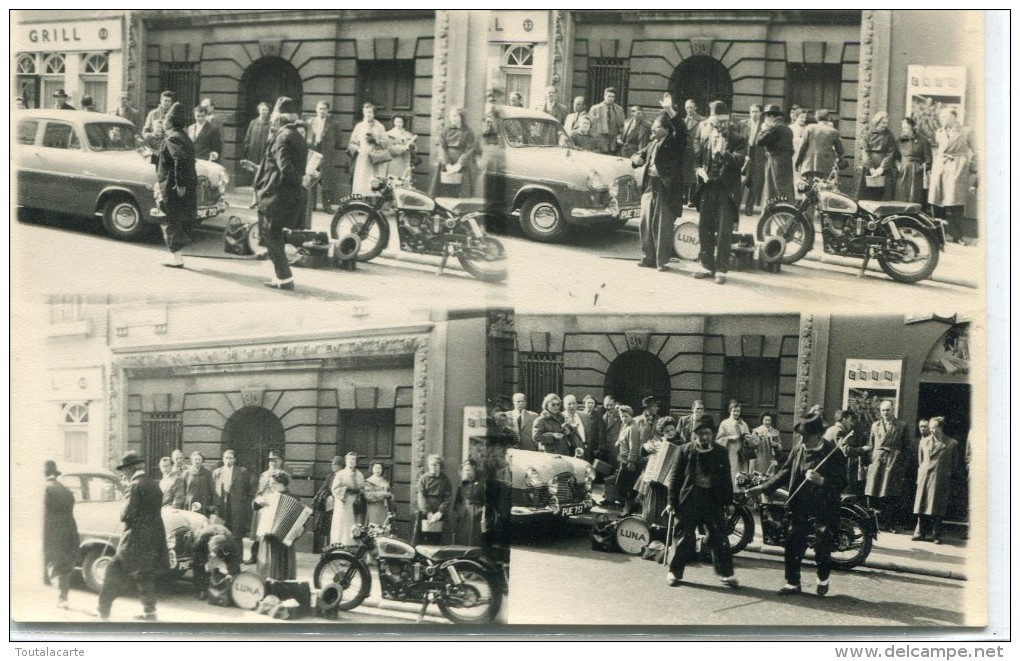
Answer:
[577,502,970,581]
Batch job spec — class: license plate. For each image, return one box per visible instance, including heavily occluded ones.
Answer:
[560,504,586,517]
[620,207,640,220]
[198,207,220,218]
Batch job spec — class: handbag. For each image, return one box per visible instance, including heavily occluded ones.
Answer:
[421,515,444,533]
[369,148,392,166]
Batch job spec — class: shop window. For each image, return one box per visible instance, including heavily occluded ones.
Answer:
[356,60,415,125]
[588,57,630,110]
[82,53,109,74]
[786,63,842,117]
[501,44,534,107]
[518,352,563,412]
[43,53,66,74]
[722,357,780,418]
[17,54,36,74]
[337,408,395,463]
[61,402,90,464]
[42,122,80,150]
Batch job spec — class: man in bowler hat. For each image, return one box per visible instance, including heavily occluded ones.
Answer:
[44,460,79,609]
[53,89,75,110]
[96,451,169,620]
[665,414,739,588]
[749,411,847,596]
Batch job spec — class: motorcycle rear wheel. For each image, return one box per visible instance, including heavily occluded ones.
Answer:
[829,515,873,570]
[330,203,390,262]
[457,235,508,283]
[877,226,939,283]
[437,561,503,624]
[312,551,372,611]
[727,506,756,555]
[756,204,814,264]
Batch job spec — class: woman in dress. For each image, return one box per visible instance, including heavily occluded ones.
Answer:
[453,458,486,546]
[362,460,394,527]
[347,102,389,196]
[414,454,453,544]
[857,111,898,201]
[429,107,478,198]
[928,108,977,245]
[895,117,932,204]
[637,416,680,530]
[252,470,302,581]
[329,452,365,546]
[385,115,417,180]
[569,115,600,152]
[749,412,783,475]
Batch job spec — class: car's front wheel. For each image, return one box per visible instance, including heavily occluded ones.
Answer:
[81,547,115,593]
[101,196,150,241]
[519,196,569,243]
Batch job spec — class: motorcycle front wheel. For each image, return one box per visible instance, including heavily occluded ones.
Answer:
[727,505,756,555]
[457,235,508,283]
[438,561,503,624]
[877,224,939,283]
[829,515,873,570]
[312,551,372,611]
[756,204,814,264]
[330,203,390,262]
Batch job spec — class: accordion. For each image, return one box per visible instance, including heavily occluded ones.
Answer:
[643,441,681,486]
[266,493,313,547]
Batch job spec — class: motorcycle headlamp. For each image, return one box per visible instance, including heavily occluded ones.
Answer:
[370,177,387,192]
[796,180,810,193]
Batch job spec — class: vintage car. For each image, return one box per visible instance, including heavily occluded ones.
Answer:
[14,110,228,241]
[485,106,643,242]
[57,464,210,592]
[507,448,595,521]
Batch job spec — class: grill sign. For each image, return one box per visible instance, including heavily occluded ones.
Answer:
[17,19,122,52]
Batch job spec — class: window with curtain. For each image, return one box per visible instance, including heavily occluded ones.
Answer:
[786,63,842,117]
[61,402,90,464]
[501,44,534,107]
[81,53,110,111]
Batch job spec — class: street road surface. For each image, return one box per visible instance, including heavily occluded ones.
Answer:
[509,520,971,627]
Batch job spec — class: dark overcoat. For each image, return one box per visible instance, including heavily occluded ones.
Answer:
[254,121,309,229]
[667,441,733,514]
[44,478,80,570]
[756,121,796,203]
[116,472,170,575]
[635,111,687,212]
[696,123,748,209]
[213,465,252,535]
[533,411,573,456]
[184,466,216,516]
[156,128,198,222]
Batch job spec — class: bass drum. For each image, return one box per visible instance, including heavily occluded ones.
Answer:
[672,221,700,261]
[230,570,265,610]
[614,516,651,555]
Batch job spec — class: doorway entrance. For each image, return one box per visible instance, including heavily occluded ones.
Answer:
[604,350,671,413]
[238,57,303,178]
[669,56,733,118]
[916,382,971,523]
[221,406,286,475]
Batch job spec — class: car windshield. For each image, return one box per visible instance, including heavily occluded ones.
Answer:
[502,118,573,148]
[83,122,145,152]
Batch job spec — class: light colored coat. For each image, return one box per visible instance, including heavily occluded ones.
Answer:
[865,418,909,498]
[928,126,976,207]
[914,434,959,516]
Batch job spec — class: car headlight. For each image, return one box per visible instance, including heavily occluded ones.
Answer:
[609,180,619,198]
[166,534,176,550]
[218,172,228,194]
[525,467,544,489]
[586,169,606,190]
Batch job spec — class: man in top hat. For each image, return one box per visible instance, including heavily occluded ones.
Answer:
[749,412,847,597]
[245,450,288,564]
[588,87,626,155]
[631,92,687,271]
[97,451,168,620]
[213,449,252,538]
[53,89,75,110]
[692,100,748,285]
[618,106,651,159]
[535,85,569,125]
[665,414,739,588]
[44,460,79,609]
[756,104,796,203]
[254,96,309,291]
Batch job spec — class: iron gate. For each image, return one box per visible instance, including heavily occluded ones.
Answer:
[159,63,201,115]
[518,352,564,412]
[587,58,630,109]
[142,412,183,469]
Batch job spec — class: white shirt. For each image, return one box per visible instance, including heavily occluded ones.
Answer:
[220,466,233,493]
[564,411,586,443]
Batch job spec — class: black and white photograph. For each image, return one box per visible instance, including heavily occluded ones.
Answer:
[9,7,1007,650]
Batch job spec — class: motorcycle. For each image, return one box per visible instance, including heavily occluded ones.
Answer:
[330,176,508,283]
[756,157,945,283]
[312,515,504,624]
[727,471,879,570]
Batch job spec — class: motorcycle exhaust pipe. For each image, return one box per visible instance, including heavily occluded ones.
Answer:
[318,583,344,611]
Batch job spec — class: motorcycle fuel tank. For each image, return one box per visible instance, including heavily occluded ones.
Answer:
[394,188,436,213]
[376,536,417,560]
[817,189,857,214]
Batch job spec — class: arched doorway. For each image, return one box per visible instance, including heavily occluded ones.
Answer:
[221,406,286,475]
[604,350,671,413]
[669,55,733,118]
